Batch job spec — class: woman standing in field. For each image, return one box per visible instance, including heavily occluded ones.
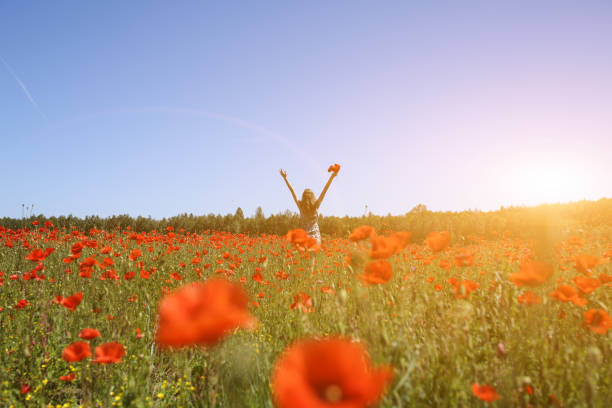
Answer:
[280,165,339,244]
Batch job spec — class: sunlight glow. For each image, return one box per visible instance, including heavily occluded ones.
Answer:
[507,159,588,206]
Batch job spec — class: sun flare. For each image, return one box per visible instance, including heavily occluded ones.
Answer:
[508,159,587,206]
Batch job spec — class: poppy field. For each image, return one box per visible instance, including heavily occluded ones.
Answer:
[0,222,611,407]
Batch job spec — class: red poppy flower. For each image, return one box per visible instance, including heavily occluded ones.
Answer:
[454,251,474,267]
[79,257,99,277]
[252,272,264,284]
[360,260,393,285]
[348,226,375,242]
[575,254,599,275]
[509,260,553,287]
[453,280,479,298]
[369,236,400,259]
[25,247,54,262]
[91,342,125,364]
[424,231,450,252]
[286,229,307,244]
[71,242,85,255]
[327,163,341,173]
[272,337,393,408]
[571,276,601,295]
[439,259,451,270]
[60,292,83,311]
[155,278,257,349]
[129,249,142,261]
[276,270,290,280]
[286,229,320,251]
[517,291,542,305]
[60,373,76,382]
[62,341,92,362]
[15,299,29,309]
[390,231,412,250]
[63,255,79,263]
[290,292,314,313]
[582,309,612,334]
[599,273,612,284]
[549,284,587,307]
[472,383,500,402]
[79,328,101,340]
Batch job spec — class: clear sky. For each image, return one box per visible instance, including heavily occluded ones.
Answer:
[1,1,611,218]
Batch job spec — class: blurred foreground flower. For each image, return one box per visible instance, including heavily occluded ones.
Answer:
[509,260,553,287]
[424,231,450,252]
[156,278,257,349]
[272,337,393,408]
[348,225,375,242]
[361,260,393,285]
[369,235,400,259]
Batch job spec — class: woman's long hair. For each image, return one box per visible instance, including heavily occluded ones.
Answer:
[300,189,317,214]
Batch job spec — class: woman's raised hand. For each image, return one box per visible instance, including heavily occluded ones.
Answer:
[280,169,287,179]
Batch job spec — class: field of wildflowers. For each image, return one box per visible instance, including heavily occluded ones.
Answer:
[0,221,610,407]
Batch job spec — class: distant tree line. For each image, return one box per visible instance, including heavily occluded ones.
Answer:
[2,199,612,243]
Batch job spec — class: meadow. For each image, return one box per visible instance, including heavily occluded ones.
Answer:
[0,221,610,407]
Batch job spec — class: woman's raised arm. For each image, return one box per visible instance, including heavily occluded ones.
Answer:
[280,169,300,209]
[315,170,338,209]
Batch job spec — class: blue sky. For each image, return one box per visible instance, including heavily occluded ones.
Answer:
[1,1,611,218]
